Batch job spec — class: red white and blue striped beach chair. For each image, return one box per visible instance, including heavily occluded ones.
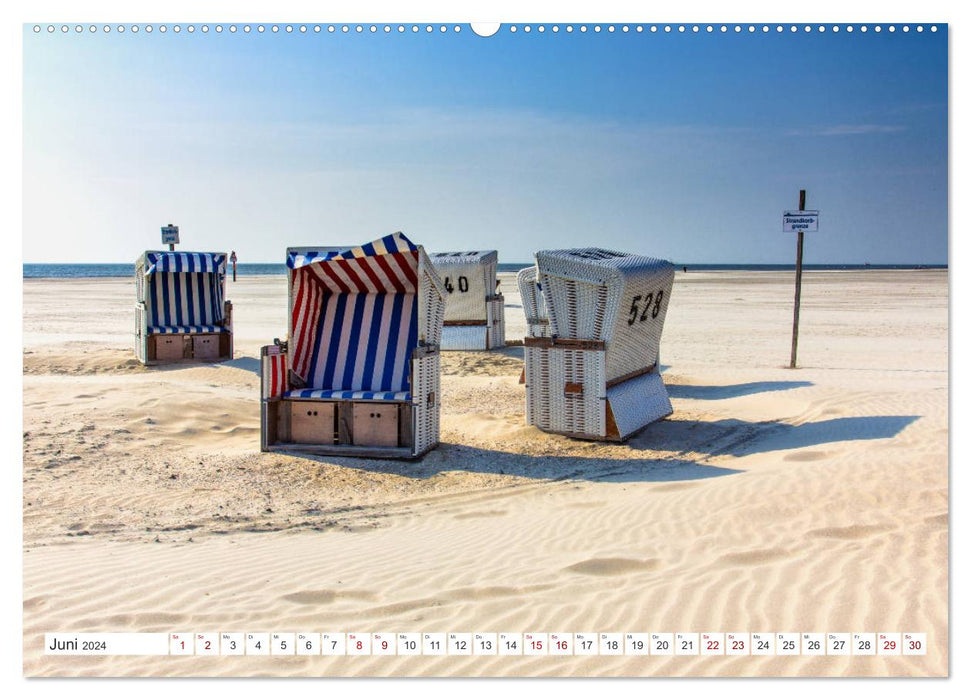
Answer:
[261,232,446,459]
[134,251,233,364]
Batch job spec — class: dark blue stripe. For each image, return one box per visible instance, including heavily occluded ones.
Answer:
[381,294,404,391]
[209,273,220,323]
[172,272,185,325]
[361,294,385,390]
[361,242,377,257]
[401,299,418,392]
[320,294,348,389]
[160,273,172,325]
[341,296,367,390]
[193,272,205,325]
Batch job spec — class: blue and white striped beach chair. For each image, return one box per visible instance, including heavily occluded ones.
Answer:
[134,251,233,364]
[261,232,446,459]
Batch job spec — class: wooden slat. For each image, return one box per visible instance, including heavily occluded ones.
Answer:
[523,337,605,351]
[443,320,487,326]
[399,404,414,448]
[266,443,416,460]
[338,401,353,444]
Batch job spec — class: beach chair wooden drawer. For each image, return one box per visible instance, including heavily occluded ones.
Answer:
[352,403,399,448]
[289,402,336,444]
[192,334,221,360]
[155,336,186,361]
[192,333,219,360]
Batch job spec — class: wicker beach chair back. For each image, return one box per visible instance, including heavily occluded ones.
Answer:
[428,250,498,322]
[535,248,675,383]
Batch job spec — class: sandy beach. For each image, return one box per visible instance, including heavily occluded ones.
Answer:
[21,269,948,677]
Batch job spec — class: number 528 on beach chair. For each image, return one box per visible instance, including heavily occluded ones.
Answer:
[260,232,446,459]
[524,248,675,441]
[134,251,233,365]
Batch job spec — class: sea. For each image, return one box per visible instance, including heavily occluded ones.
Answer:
[23,262,947,279]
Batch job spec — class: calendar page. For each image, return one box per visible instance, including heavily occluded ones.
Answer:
[19,1,950,683]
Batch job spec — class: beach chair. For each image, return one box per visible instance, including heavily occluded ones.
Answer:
[134,251,233,365]
[523,248,675,441]
[260,232,446,459]
[428,250,505,350]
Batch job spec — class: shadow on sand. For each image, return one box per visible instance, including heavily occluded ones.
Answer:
[666,380,813,400]
[278,414,919,484]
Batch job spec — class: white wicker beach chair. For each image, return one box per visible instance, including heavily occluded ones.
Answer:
[134,251,233,365]
[428,250,505,350]
[260,232,446,459]
[523,248,675,441]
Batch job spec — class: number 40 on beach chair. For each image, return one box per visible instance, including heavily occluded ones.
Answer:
[428,250,505,351]
[260,232,446,459]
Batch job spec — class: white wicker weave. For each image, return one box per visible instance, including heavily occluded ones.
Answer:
[429,250,505,350]
[523,248,675,440]
[517,266,550,338]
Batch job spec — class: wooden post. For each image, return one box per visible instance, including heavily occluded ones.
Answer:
[789,189,806,369]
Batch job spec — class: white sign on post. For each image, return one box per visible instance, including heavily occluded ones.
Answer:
[161,225,180,245]
[783,210,819,232]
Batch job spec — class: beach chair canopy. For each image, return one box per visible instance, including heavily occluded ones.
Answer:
[535,247,675,381]
[140,251,227,333]
[287,232,439,400]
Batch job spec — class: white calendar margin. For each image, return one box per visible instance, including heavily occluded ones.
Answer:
[10,0,961,699]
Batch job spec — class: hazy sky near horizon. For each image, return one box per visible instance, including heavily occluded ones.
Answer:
[23,24,947,263]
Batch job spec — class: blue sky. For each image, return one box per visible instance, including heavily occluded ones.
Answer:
[23,24,947,263]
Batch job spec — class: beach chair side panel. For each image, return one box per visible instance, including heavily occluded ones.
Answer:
[524,344,606,437]
[412,349,441,456]
[517,266,550,339]
[604,265,675,383]
[486,295,505,349]
[260,345,289,451]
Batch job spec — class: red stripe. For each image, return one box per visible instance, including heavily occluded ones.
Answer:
[388,251,419,291]
[374,254,407,293]
[291,274,308,376]
[318,263,352,294]
[292,272,319,379]
[270,355,279,397]
[294,277,320,378]
[337,258,368,293]
[356,256,388,292]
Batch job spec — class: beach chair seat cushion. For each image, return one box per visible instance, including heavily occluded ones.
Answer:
[148,324,227,334]
[283,389,411,401]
